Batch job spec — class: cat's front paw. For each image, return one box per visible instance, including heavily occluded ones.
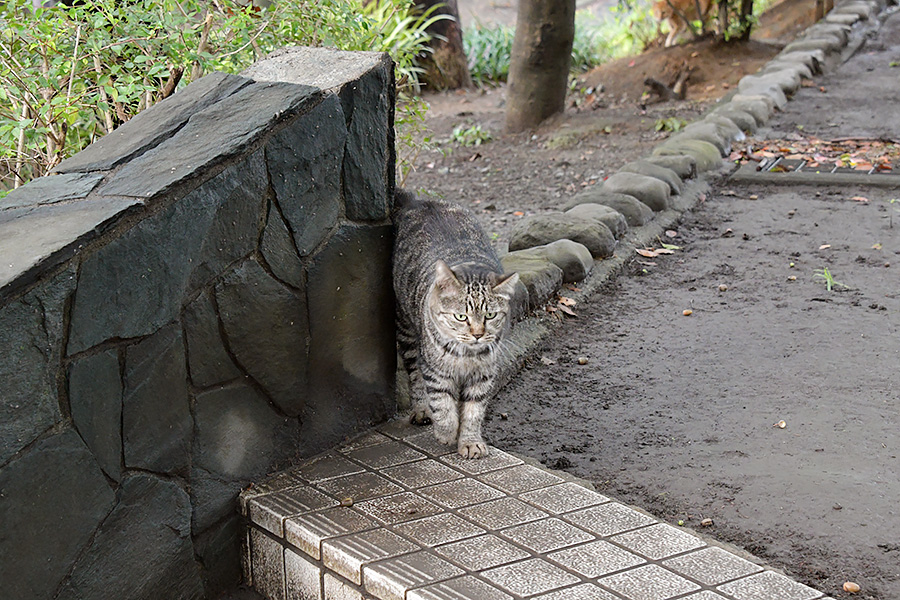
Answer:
[458,440,489,459]
[410,410,432,426]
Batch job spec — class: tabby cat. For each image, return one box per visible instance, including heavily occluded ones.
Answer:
[392,189,519,459]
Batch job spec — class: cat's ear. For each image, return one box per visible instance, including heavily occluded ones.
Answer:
[493,272,519,299]
[434,260,461,292]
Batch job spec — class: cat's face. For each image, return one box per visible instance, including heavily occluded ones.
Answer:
[427,260,519,347]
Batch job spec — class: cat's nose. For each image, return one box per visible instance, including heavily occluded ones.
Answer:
[472,329,484,339]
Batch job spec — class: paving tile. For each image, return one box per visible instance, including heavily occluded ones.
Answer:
[285,506,377,560]
[315,471,403,502]
[401,430,456,456]
[407,575,513,600]
[297,451,365,483]
[322,528,420,585]
[562,502,657,537]
[324,573,367,600]
[438,448,523,474]
[501,517,595,553]
[250,528,285,600]
[380,458,464,488]
[482,558,581,597]
[457,496,549,530]
[240,470,307,515]
[391,512,485,546]
[345,439,427,470]
[663,547,763,586]
[354,491,444,525]
[435,533,531,571]
[376,418,423,440]
[679,592,731,600]
[478,463,564,494]
[717,570,824,600]
[339,431,393,453]
[418,478,506,509]
[548,539,645,578]
[284,548,322,599]
[249,486,338,536]
[598,564,701,600]
[520,482,609,514]
[364,550,464,600]
[533,583,622,600]
[611,523,706,560]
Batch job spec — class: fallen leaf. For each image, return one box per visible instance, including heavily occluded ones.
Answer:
[665,230,678,238]
[872,243,883,250]
[558,304,577,317]
[513,211,524,216]
[819,244,831,250]
[852,196,870,203]
[636,248,659,258]
[558,296,577,307]
[660,243,681,251]
[700,518,714,527]
[468,152,481,162]
[722,228,735,237]
[774,420,787,429]
[540,356,556,366]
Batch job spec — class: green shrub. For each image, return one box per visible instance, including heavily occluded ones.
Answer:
[0,0,442,193]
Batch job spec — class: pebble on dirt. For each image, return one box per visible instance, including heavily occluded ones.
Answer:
[683,309,693,316]
[577,356,589,365]
[843,581,861,593]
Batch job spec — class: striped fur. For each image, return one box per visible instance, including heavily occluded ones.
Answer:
[392,189,518,459]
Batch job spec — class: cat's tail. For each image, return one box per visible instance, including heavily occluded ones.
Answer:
[392,187,420,215]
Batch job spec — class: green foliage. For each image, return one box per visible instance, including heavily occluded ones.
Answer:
[655,116,688,133]
[813,267,848,291]
[0,0,439,193]
[449,123,493,147]
[464,4,657,86]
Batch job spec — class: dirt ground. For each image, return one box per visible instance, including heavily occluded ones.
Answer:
[406,2,900,599]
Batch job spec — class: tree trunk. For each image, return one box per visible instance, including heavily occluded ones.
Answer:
[415,0,472,90]
[738,0,755,40]
[505,0,575,133]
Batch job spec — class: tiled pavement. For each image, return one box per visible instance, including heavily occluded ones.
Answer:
[240,420,832,600]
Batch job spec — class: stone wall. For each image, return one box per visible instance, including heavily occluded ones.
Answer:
[0,47,396,600]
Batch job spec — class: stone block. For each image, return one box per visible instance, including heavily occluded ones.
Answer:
[564,204,627,239]
[509,213,616,258]
[98,81,321,199]
[0,430,115,600]
[267,94,346,256]
[0,266,73,463]
[669,123,730,157]
[68,348,123,481]
[0,195,141,296]
[305,225,395,453]
[339,57,394,222]
[68,152,265,354]
[193,381,299,484]
[260,201,305,289]
[739,71,801,96]
[216,258,308,417]
[183,289,242,388]
[123,323,191,476]
[601,172,670,212]
[193,515,243,596]
[500,252,564,310]
[190,468,243,537]
[1,172,104,209]
[775,49,825,74]
[56,474,204,600]
[703,114,746,142]
[564,191,654,228]
[56,72,252,173]
[653,139,723,173]
[617,160,683,194]
[783,37,843,55]
[642,155,698,180]
[709,106,758,133]
[506,239,594,283]
[762,60,813,81]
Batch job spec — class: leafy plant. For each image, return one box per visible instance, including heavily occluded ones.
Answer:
[813,267,848,291]
[0,0,442,194]
[450,123,493,147]
[655,116,688,133]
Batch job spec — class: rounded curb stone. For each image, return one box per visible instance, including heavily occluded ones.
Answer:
[701,114,746,142]
[653,139,722,173]
[601,172,670,212]
[643,155,697,180]
[509,213,616,258]
[775,50,825,74]
[504,239,594,284]
[563,191,655,228]
[735,81,788,110]
[710,106,758,133]
[500,252,564,310]
[669,124,730,157]
[618,160,684,194]
[565,203,628,239]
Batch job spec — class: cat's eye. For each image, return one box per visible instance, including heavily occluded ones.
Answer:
[484,312,497,320]
[454,314,468,322]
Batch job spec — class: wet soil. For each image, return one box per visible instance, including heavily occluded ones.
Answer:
[406,3,900,600]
